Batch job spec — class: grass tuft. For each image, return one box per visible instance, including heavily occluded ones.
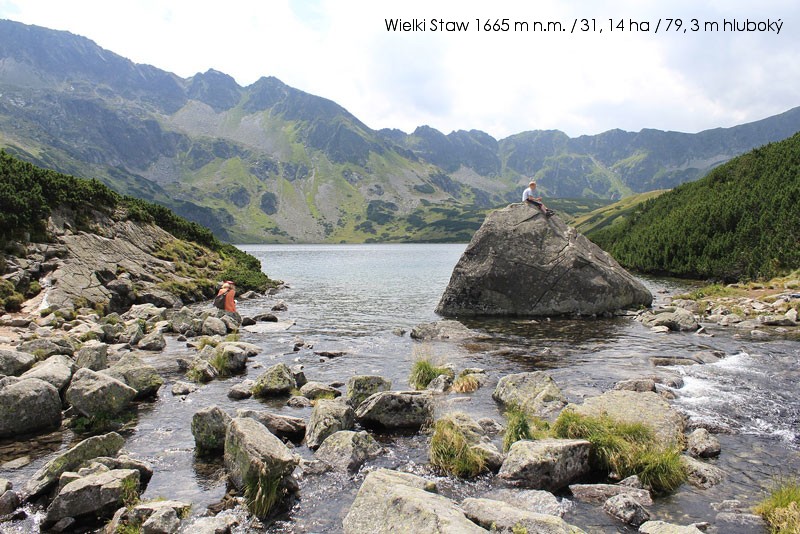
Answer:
[452,373,480,393]
[409,357,453,390]
[429,418,486,478]
[243,468,283,519]
[755,478,800,533]
[552,410,686,493]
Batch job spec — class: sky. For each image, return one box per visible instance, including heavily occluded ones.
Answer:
[0,0,797,139]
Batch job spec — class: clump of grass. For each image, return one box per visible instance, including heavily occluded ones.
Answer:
[429,418,486,478]
[503,405,552,451]
[503,405,532,452]
[552,410,686,493]
[452,372,480,393]
[208,351,235,378]
[120,476,141,508]
[409,359,452,390]
[243,468,283,519]
[755,478,800,533]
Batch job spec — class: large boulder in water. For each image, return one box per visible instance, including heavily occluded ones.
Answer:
[436,203,652,316]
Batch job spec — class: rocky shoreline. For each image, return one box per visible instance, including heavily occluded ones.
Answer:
[0,279,797,533]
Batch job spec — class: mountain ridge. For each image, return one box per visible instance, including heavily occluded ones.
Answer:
[2,18,799,243]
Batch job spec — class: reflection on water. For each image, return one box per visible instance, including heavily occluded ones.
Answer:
[1,244,798,533]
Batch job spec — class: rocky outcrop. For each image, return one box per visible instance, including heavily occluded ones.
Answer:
[436,203,652,317]
[342,469,486,534]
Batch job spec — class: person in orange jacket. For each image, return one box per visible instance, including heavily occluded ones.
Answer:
[215,280,237,313]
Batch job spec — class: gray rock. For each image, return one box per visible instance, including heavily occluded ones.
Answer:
[569,483,653,506]
[0,489,20,516]
[498,439,591,491]
[0,377,62,439]
[355,391,434,431]
[641,308,699,331]
[236,409,306,443]
[65,368,137,418]
[100,353,164,399]
[603,493,650,527]
[343,469,485,534]
[0,348,35,376]
[121,303,167,323]
[23,432,125,498]
[171,381,198,395]
[681,455,725,489]
[314,430,383,472]
[200,316,227,337]
[299,381,341,400]
[137,331,167,351]
[176,512,239,534]
[228,379,254,399]
[306,399,355,450]
[686,428,721,458]
[17,338,73,358]
[461,497,586,534]
[252,363,296,397]
[192,406,232,454]
[20,354,75,392]
[409,320,475,341]
[435,203,652,316]
[223,417,299,492]
[345,375,392,408]
[493,371,567,419]
[44,468,140,525]
[142,506,181,534]
[566,390,685,445]
[74,340,109,371]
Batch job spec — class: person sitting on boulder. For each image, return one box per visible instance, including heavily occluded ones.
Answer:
[522,181,554,217]
[215,280,237,313]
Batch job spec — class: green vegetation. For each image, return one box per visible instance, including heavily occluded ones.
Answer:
[502,405,551,452]
[0,150,277,310]
[755,478,800,533]
[243,468,283,519]
[503,405,532,452]
[71,409,137,434]
[589,134,800,282]
[552,410,686,493]
[408,358,453,390]
[429,418,487,478]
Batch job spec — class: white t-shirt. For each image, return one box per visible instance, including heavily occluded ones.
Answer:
[522,187,538,202]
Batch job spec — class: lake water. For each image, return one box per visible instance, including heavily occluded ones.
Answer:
[3,243,799,533]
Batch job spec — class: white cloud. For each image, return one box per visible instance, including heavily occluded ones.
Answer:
[1,0,798,138]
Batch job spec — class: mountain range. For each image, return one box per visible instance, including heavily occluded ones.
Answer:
[2,18,799,243]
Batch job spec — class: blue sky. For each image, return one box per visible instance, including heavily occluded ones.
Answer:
[1,0,797,139]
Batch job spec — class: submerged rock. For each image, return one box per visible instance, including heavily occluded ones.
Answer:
[436,203,652,317]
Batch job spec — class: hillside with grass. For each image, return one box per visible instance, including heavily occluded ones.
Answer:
[0,150,275,312]
[588,133,800,282]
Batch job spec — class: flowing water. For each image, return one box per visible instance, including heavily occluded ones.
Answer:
[2,243,799,533]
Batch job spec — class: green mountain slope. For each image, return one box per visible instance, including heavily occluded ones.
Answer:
[588,134,800,281]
